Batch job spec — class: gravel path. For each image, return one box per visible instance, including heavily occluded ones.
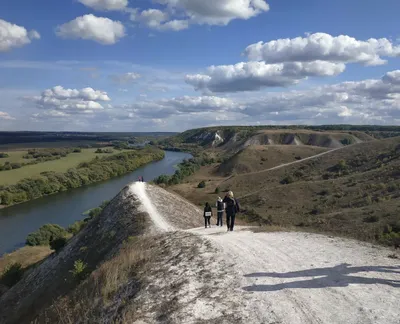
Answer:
[131,182,400,324]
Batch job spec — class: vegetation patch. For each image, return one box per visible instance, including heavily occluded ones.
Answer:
[0,148,164,206]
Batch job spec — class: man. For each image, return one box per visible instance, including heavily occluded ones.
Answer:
[223,191,240,232]
[216,197,225,227]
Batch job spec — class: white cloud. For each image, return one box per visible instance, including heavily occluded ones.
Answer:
[0,111,15,120]
[56,14,125,45]
[0,19,40,52]
[27,86,111,118]
[156,0,270,25]
[244,33,400,66]
[186,61,345,92]
[111,72,141,84]
[42,86,110,101]
[382,70,400,85]
[78,0,128,11]
[124,95,240,119]
[130,0,269,31]
[130,8,189,31]
[120,69,400,127]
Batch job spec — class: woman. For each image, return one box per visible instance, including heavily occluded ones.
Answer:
[203,202,212,228]
[223,191,240,232]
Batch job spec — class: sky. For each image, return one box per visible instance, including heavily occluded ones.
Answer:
[0,0,399,132]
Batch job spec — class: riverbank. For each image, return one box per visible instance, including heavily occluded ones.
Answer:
[0,147,164,208]
[0,150,192,255]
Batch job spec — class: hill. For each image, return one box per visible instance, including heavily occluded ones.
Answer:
[217,145,329,176]
[161,125,400,153]
[220,137,400,244]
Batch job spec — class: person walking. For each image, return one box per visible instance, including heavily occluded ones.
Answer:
[223,191,240,232]
[216,197,225,227]
[203,202,212,228]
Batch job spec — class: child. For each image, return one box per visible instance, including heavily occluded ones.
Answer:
[203,202,212,228]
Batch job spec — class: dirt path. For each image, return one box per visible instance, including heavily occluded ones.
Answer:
[131,182,400,324]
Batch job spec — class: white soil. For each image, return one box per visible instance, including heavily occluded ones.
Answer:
[131,182,400,324]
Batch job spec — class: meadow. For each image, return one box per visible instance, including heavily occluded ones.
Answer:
[0,147,124,186]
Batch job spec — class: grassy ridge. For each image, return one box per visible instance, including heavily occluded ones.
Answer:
[0,148,165,207]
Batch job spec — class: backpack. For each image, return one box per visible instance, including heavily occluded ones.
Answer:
[225,197,238,214]
[217,200,224,211]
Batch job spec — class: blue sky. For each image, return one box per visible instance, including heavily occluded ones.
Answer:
[0,0,399,131]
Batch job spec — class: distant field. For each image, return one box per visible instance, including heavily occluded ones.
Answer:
[0,151,35,164]
[0,141,102,151]
[0,147,125,186]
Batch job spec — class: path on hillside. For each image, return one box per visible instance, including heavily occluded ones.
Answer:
[130,182,400,324]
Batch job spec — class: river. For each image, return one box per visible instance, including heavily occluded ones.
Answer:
[0,151,191,255]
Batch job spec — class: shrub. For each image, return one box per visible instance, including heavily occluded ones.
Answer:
[198,181,206,188]
[68,220,86,235]
[26,224,68,246]
[0,263,23,287]
[280,175,294,185]
[70,259,88,281]
[295,156,302,160]
[0,153,9,158]
[50,236,67,252]
[214,187,220,194]
[73,148,82,153]
[89,207,102,219]
[363,215,380,223]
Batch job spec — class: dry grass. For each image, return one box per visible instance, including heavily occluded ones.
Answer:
[172,137,400,246]
[39,235,157,324]
[0,246,52,273]
[217,145,328,176]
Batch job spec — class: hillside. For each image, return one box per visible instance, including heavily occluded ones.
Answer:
[161,125,400,153]
[220,137,400,244]
[217,145,329,176]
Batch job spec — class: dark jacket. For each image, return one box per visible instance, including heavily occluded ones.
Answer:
[204,205,212,217]
[223,196,240,215]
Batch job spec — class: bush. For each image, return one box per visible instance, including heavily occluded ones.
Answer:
[26,224,68,246]
[0,153,9,158]
[363,215,380,223]
[214,187,220,194]
[198,181,206,188]
[89,207,102,219]
[50,236,67,252]
[73,148,82,153]
[0,263,23,287]
[280,175,294,185]
[70,259,88,281]
[68,220,86,235]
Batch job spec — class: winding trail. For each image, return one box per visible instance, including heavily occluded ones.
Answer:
[129,182,400,324]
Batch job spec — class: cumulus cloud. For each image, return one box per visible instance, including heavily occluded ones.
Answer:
[244,33,400,66]
[78,0,128,11]
[0,19,40,52]
[156,0,270,25]
[56,14,125,45]
[186,61,345,92]
[130,9,189,31]
[111,72,142,84]
[27,86,111,118]
[0,111,15,120]
[122,69,400,127]
[130,0,269,31]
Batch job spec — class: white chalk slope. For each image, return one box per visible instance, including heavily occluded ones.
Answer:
[130,182,400,324]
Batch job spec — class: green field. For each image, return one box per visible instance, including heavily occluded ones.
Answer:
[0,151,35,164]
[0,148,125,186]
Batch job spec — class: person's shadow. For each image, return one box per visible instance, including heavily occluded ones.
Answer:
[243,263,400,292]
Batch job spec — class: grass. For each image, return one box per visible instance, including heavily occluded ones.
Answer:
[0,246,53,274]
[0,147,127,186]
